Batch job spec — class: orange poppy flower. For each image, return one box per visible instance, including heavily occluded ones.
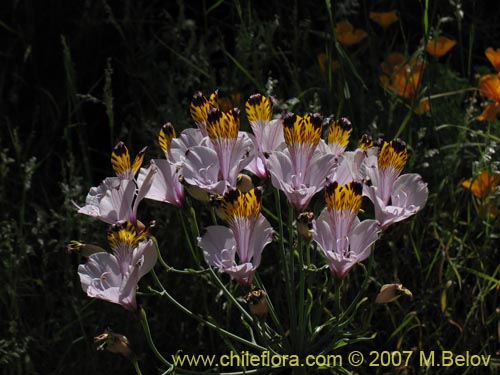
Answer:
[217,93,242,112]
[485,47,500,72]
[317,53,341,74]
[380,53,424,99]
[462,170,500,199]
[414,97,430,114]
[477,74,500,121]
[369,10,399,28]
[335,21,368,46]
[426,36,457,57]
[463,170,500,218]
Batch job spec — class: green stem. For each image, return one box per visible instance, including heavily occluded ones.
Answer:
[132,359,144,375]
[150,270,266,352]
[297,235,307,356]
[207,267,254,323]
[178,209,201,266]
[287,204,298,352]
[150,235,207,275]
[273,189,295,350]
[138,307,174,371]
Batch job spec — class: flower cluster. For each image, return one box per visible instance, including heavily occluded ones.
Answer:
[73,142,158,310]
[72,91,428,311]
[478,47,500,121]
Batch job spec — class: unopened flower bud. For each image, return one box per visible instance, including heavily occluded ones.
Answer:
[67,240,106,257]
[179,176,211,203]
[296,212,315,240]
[237,174,254,193]
[244,289,268,318]
[94,329,132,357]
[375,283,412,304]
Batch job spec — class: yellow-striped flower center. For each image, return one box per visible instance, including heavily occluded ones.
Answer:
[158,122,177,153]
[245,94,272,122]
[107,221,146,249]
[325,181,363,212]
[327,117,352,147]
[378,139,407,171]
[358,134,373,150]
[283,112,322,146]
[111,142,146,177]
[190,91,218,124]
[219,188,262,220]
[206,107,240,139]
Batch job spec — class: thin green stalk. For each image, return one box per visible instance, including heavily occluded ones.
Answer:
[286,204,299,352]
[273,189,295,350]
[138,306,175,371]
[178,209,201,266]
[254,275,287,342]
[151,235,207,275]
[132,359,144,375]
[296,235,307,356]
[207,267,254,323]
[149,270,266,352]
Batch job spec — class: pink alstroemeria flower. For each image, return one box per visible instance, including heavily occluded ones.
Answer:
[182,107,254,196]
[75,142,156,225]
[244,93,284,178]
[198,188,274,285]
[78,222,157,310]
[267,112,339,211]
[139,123,184,207]
[314,181,380,278]
[362,139,428,229]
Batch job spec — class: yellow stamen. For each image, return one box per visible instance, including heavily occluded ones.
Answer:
[378,139,408,170]
[327,117,352,147]
[111,142,146,176]
[283,112,322,146]
[158,122,177,153]
[325,181,363,212]
[111,142,131,176]
[246,94,272,122]
[206,107,240,139]
[131,147,146,175]
[358,134,373,150]
[219,188,262,220]
[107,222,146,249]
[190,91,218,124]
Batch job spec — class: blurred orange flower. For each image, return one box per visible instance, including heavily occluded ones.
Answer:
[218,93,242,112]
[426,36,456,57]
[462,170,500,199]
[485,47,500,72]
[335,21,368,46]
[380,52,424,99]
[414,97,430,115]
[317,53,341,74]
[369,10,398,28]
[477,74,500,121]
[462,170,500,218]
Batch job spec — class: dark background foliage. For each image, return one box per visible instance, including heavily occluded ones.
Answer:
[2,0,500,374]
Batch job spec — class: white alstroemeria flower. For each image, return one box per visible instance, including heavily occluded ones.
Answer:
[198,188,274,285]
[314,181,380,278]
[182,107,254,196]
[76,165,155,226]
[138,123,184,207]
[362,139,428,229]
[244,93,284,178]
[78,222,157,310]
[267,112,339,211]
